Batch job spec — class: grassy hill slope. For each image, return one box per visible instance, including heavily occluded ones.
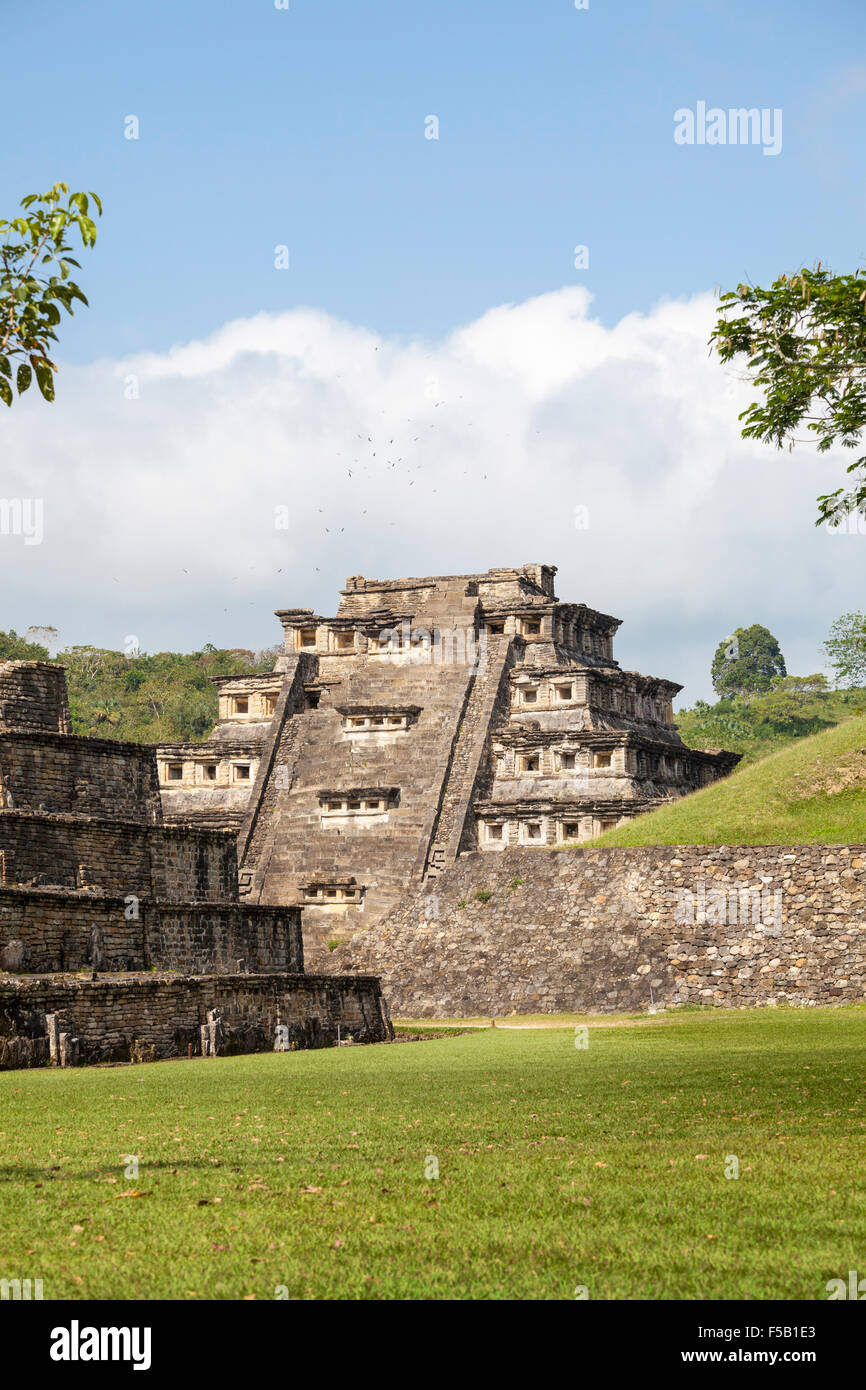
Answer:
[674,686,866,766]
[591,714,866,847]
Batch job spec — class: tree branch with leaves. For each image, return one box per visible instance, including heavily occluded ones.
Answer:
[710,264,866,527]
[0,182,102,406]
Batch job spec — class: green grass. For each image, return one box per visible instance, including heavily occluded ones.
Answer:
[590,713,866,847]
[392,1025,475,1038]
[1,1009,864,1300]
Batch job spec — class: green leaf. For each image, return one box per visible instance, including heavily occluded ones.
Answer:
[89,192,103,215]
[0,355,10,378]
[0,376,11,406]
[16,363,32,393]
[35,362,55,402]
[78,214,98,247]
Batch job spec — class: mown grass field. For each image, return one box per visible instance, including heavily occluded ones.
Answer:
[591,714,866,847]
[1,1008,863,1300]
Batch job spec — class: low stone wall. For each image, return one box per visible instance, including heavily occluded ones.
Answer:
[151,825,238,902]
[0,813,237,902]
[0,810,154,895]
[148,905,302,974]
[0,887,301,975]
[331,844,866,1016]
[0,971,392,1067]
[0,888,143,972]
[0,731,162,823]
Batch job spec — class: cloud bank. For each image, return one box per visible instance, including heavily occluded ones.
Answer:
[1,286,858,703]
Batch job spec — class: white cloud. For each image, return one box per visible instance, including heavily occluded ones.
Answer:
[0,285,859,702]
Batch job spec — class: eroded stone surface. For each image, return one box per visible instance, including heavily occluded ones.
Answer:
[0,660,391,1066]
[156,564,739,966]
[332,845,866,1017]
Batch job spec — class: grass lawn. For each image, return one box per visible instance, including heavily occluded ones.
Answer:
[590,713,866,847]
[0,1007,863,1300]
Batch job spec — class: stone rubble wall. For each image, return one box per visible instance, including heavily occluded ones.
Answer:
[0,970,391,1067]
[331,844,866,1017]
[0,811,155,895]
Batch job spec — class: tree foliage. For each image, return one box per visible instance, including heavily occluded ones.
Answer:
[0,182,102,407]
[711,624,787,698]
[0,628,51,662]
[823,611,866,689]
[676,680,862,766]
[0,635,279,742]
[710,264,866,527]
[749,674,828,725]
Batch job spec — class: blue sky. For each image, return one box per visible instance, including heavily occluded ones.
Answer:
[5,0,865,355]
[2,0,865,703]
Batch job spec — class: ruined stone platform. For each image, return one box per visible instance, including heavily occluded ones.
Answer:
[0,970,391,1068]
[0,659,392,1068]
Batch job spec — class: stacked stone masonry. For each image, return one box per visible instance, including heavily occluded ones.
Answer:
[0,888,302,975]
[0,972,389,1067]
[156,564,740,966]
[0,812,237,902]
[0,730,162,821]
[0,662,71,736]
[333,845,866,1017]
[0,660,391,1066]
